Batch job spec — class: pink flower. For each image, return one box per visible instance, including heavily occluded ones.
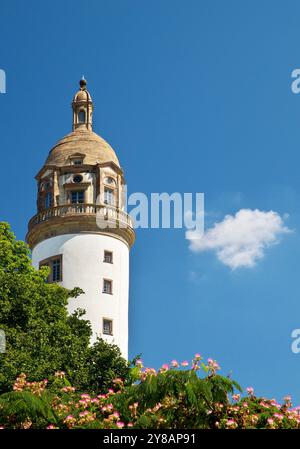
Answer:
[181,361,189,367]
[194,353,201,360]
[207,359,220,371]
[274,413,283,420]
[226,419,237,429]
[113,377,123,383]
[127,422,133,428]
[260,401,270,409]
[81,393,90,399]
[144,367,156,375]
[171,360,179,368]
[161,364,169,370]
[62,386,75,393]
[246,387,254,395]
[232,394,240,401]
[116,421,125,428]
[64,414,76,427]
[135,359,143,368]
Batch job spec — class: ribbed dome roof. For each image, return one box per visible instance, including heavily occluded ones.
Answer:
[45,127,120,167]
[73,89,92,102]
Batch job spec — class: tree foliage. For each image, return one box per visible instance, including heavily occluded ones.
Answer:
[0,222,130,393]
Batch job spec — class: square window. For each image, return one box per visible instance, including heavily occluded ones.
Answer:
[103,279,112,294]
[71,190,84,204]
[103,319,113,335]
[39,255,62,283]
[104,251,113,264]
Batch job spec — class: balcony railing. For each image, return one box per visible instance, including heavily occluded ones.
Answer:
[28,203,134,231]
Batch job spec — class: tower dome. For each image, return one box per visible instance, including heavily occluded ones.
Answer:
[26,79,135,358]
[46,128,120,167]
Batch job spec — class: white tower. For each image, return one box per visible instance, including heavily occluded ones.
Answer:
[26,79,135,359]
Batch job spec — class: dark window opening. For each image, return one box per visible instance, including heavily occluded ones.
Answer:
[78,110,85,123]
[52,259,61,282]
[103,279,113,294]
[103,319,113,335]
[104,251,113,264]
[71,190,84,204]
[73,175,83,183]
[45,192,52,209]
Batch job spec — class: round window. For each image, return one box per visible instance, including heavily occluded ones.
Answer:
[105,177,115,185]
[73,175,83,183]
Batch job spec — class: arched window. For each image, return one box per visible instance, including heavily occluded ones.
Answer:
[78,110,85,123]
[104,176,116,186]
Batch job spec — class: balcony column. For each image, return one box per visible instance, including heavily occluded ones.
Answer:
[117,174,121,209]
[96,165,101,203]
[53,170,59,206]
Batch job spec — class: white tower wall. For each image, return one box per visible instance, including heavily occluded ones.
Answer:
[31,234,130,359]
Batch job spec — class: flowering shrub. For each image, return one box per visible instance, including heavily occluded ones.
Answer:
[0,354,299,429]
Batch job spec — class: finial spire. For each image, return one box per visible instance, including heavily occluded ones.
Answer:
[79,76,87,90]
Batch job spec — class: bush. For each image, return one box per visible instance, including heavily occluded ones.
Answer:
[0,354,297,429]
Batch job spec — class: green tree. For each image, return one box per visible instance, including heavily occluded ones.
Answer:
[0,222,130,393]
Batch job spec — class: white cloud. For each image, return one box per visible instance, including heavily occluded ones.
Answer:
[186,209,291,270]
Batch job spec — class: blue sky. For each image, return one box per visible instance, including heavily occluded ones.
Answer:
[2,0,300,401]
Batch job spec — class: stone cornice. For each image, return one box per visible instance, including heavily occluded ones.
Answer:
[35,161,124,180]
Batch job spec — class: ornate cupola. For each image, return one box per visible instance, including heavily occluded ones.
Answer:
[72,77,93,131]
[26,79,135,358]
